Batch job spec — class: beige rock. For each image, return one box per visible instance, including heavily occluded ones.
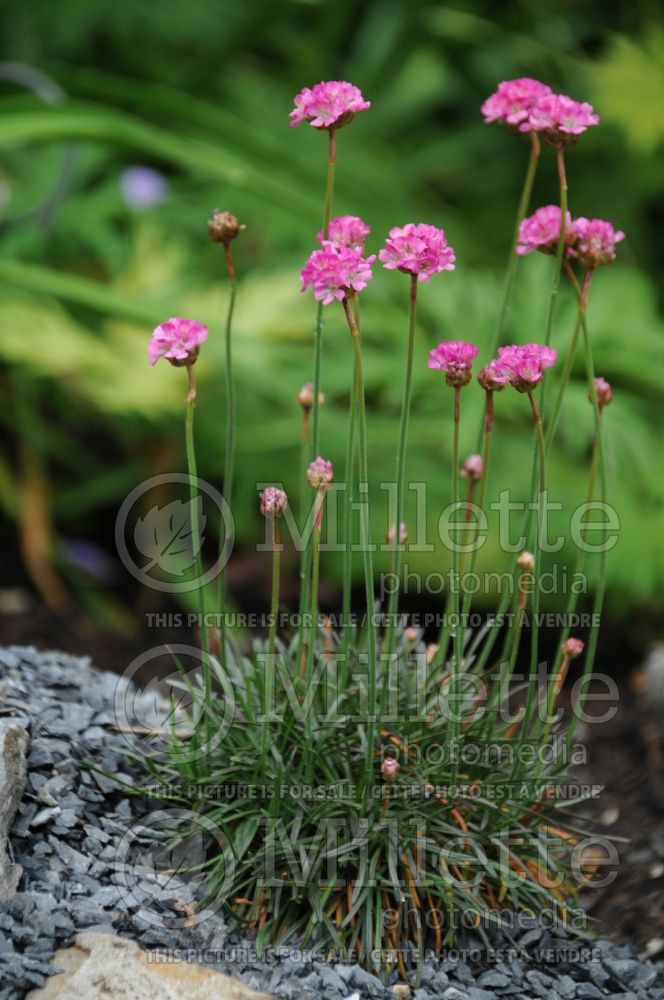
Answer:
[0,722,29,902]
[27,931,274,1000]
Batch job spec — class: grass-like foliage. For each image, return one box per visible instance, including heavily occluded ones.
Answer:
[130,618,590,981]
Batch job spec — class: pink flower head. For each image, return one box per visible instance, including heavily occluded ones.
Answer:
[526,93,600,144]
[460,454,484,483]
[496,343,557,392]
[379,223,455,282]
[562,637,585,660]
[386,522,408,546]
[481,77,552,129]
[260,487,288,518]
[381,756,400,781]
[300,244,376,305]
[289,81,370,130]
[478,359,509,392]
[148,317,208,367]
[517,205,574,256]
[404,626,419,645]
[570,217,625,269]
[318,215,371,250]
[307,456,334,489]
[592,376,613,410]
[427,341,479,388]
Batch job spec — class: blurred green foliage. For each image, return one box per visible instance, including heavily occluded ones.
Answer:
[0,0,663,621]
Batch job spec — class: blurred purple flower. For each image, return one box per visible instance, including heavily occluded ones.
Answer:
[59,539,117,583]
[120,166,167,212]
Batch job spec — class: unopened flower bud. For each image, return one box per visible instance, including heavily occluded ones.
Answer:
[460,454,484,483]
[517,551,535,573]
[381,756,400,781]
[562,637,585,659]
[296,382,325,412]
[208,209,245,245]
[260,487,288,517]
[477,361,508,392]
[386,522,408,546]
[307,456,334,489]
[404,627,419,647]
[592,377,612,410]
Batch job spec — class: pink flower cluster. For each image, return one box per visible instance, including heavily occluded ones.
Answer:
[593,377,613,409]
[379,223,456,281]
[428,341,479,387]
[290,81,370,130]
[307,456,334,488]
[148,317,208,367]
[300,243,376,304]
[495,343,557,392]
[517,205,573,256]
[570,217,625,269]
[518,207,625,268]
[318,215,371,249]
[482,79,599,143]
[528,93,600,144]
[478,360,509,392]
[460,454,484,482]
[260,487,288,517]
[481,77,552,128]
[562,637,585,659]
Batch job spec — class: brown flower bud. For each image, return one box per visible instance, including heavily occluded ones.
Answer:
[208,210,245,245]
[517,551,535,573]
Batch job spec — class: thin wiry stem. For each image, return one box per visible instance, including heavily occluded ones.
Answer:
[342,296,378,793]
[384,273,418,660]
[218,243,237,660]
[185,365,211,751]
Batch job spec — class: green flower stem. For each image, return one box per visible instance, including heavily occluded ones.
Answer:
[261,517,281,768]
[523,146,567,547]
[297,129,338,682]
[450,386,462,784]
[461,390,495,622]
[340,369,358,675]
[304,502,323,782]
[483,132,541,375]
[384,273,418,661]
[185,364,211,749]
[218,242,237,660]
[545,270,593,454]
[310,128,337,459]
[563,262,607,746]
[342,296,378,793]
[510,388,546,779]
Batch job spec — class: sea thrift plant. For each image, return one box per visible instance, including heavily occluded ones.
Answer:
[318,214,371,249]
[289,80,370,129]
[481,77,552,129]
[148,317,208,367]
[571,217,625,269]
[593,376,613,409]
[517,204,574,256]
[306,455,333,488]
[379,222,455,280]
[460,453,484,482]
[497,342,557,391]
[300,242,376,303]
[259,486,288,517]
[136,74,619,985]
[427,340,479,387]
[527,92,600,143]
